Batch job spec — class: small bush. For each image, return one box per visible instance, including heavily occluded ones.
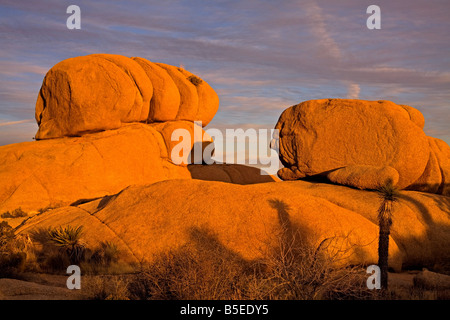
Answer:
[47,225,85,264]
[92,241,119,265]
[187,75,202,86]
[42,252,71,272]
[1,207,27,219]
[82,241,121,274]
[0,252,27,277]
[0,221,29,277]
[0,221,14,249]
[84,276,130,300]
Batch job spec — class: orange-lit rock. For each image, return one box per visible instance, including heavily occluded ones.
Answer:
[427,137,450,196]
[132,57,180,122]
[35,54,219,140]
[326,165,400,190]
[0,123,215,212]
[275,99,449,194]
[16,179,450,271]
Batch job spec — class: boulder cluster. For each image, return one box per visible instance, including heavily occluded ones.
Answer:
[0,55,449,271]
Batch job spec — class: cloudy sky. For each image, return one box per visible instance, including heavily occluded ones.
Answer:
[0,0,449,147]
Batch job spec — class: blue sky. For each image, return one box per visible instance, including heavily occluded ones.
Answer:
[0,0,449,146]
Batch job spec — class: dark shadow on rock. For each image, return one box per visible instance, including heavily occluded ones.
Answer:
[96,195,115,211]
[70,197,103,207]
[396,191,450,271]
[187,226,249,266]
[268,199,294,239]
[420,193,450,216]
[404,183,450,197]
[69,194,116,210]
[188,163,276,185]
[187,141,214,165]
[398,194,433,225]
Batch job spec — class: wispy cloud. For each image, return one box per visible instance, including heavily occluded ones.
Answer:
[0,119,34,127]
[303,1,342,62]
[347,84,360,99]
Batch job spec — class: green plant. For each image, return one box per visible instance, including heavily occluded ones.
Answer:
[1,207,27,219]
[376,180,400,290]
[187,75,202,86]
[47,225,85,264]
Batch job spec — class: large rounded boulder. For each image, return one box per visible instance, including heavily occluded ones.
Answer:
[35,54,219,140]
[274,99,450,194]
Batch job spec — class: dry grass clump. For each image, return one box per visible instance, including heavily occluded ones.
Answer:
[0,221,31,277]
[126,227,372,300]
[83,275,130,300]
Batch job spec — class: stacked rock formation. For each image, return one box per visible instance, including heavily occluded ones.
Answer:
[0,54,273,212]
[274,99,450,195]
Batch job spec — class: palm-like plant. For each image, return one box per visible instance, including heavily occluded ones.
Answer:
[47,225,85,264]
[376,180,400,290]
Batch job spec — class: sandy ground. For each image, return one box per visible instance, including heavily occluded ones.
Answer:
[0,273,83,300]
[0,270,444,300]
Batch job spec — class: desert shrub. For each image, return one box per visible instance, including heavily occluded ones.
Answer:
[0,252,27,277]
[128,228,254,300]
[91,241,119,266]
[127,227,371,300]
[46,225,85,265]
[0,221,14,249]
[0,221,29,277]
[187,75,202,86]
[84,276,130,300]
[81,241,123,274]
[41,251,71,272]
[258,230,370,300]
[30,226,129,274]
[1,207,27,219]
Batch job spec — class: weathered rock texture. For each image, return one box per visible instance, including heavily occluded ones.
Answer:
[0,124,280,212]
[0,55,233,212]
[16,179,450,271]
[35,54,219,140]
[275,99,450,195]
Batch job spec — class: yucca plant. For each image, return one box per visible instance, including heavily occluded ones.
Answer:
[376,180,400,290]
[47,225,85,264]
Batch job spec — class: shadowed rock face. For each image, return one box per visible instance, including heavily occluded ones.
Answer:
[35,54,219,140]
[274,99,450,195]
